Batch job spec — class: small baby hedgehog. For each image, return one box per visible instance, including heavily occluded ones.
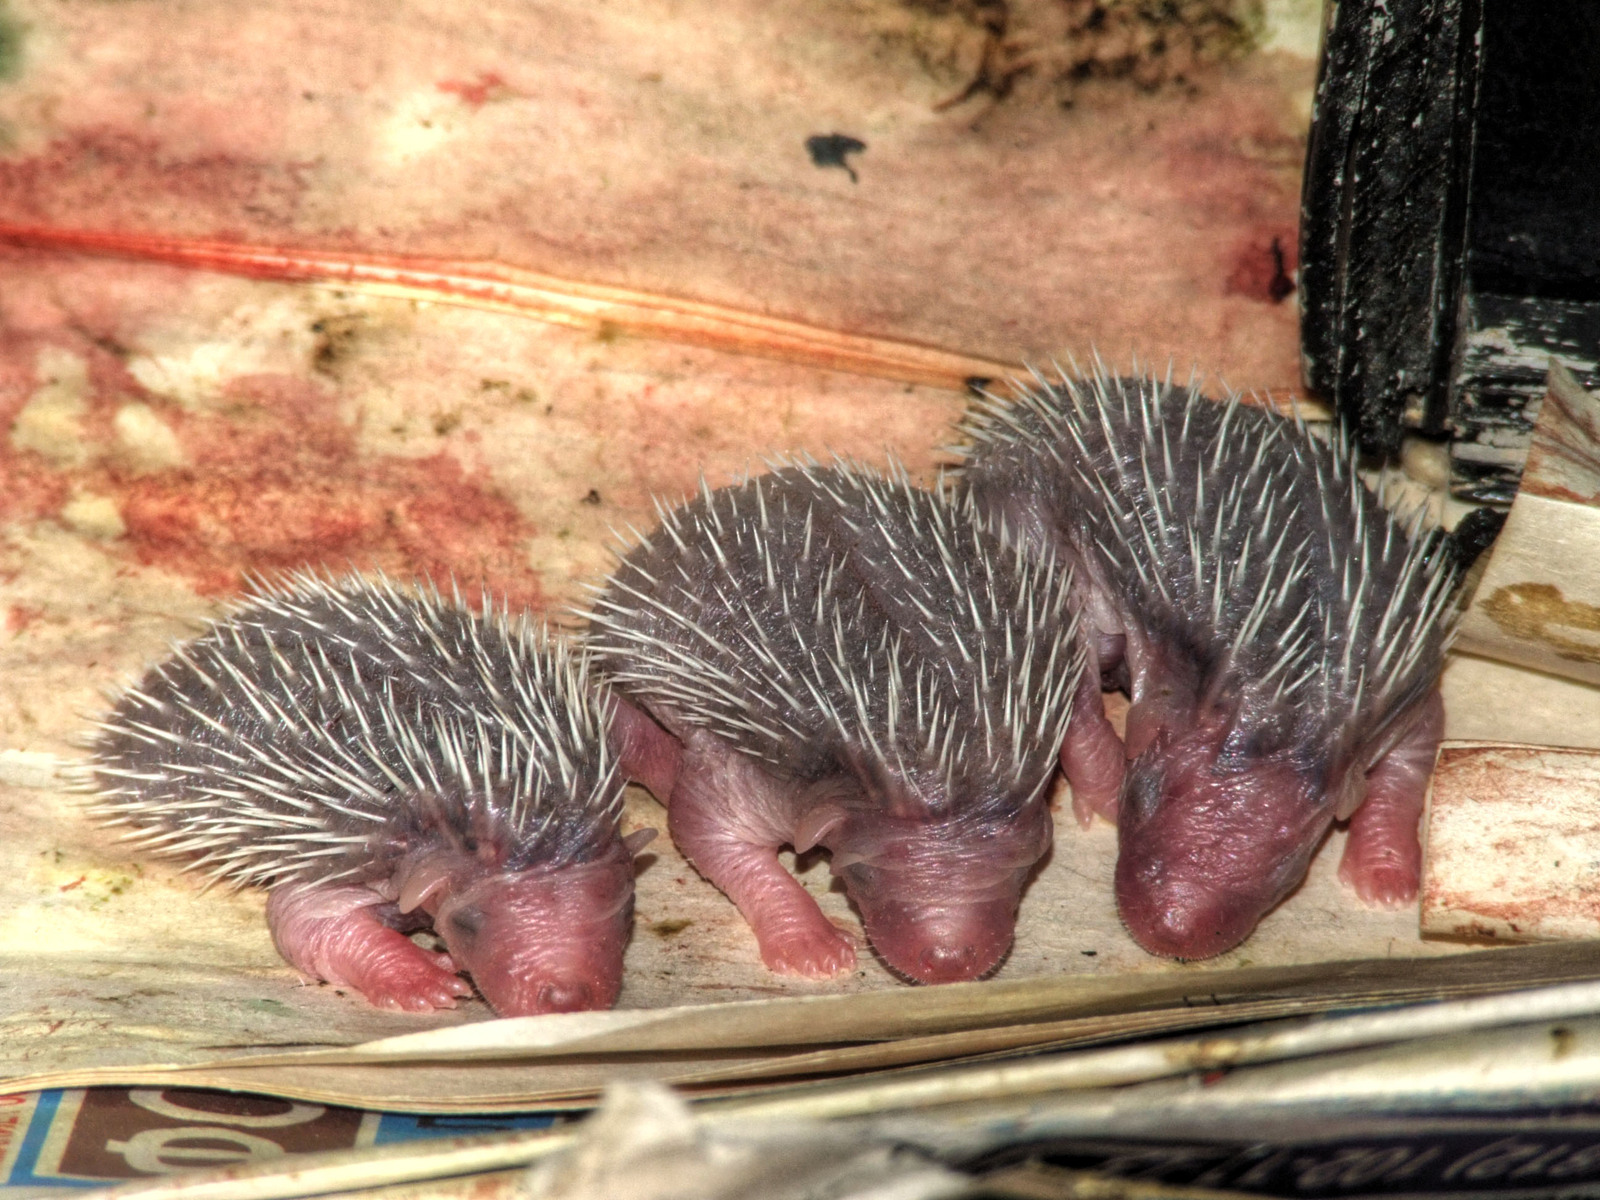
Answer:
[958,368,1459,960]
[587,459,1082,984]
[82,572,646,1015]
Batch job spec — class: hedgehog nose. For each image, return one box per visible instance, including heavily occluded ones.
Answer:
[916,942,981,983]
[1122,894,1245,961]
[535,981,596,1012]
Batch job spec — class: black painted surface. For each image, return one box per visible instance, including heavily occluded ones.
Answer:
[1449,505,1508,570]
[1299,0,1600,499]
[1449,292,1600,503]
[1470,5,1600,302]
[1298,0,1482,456]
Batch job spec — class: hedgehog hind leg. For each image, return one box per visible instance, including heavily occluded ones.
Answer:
[609,696,683,802]
[265,881,471,1012]
[1337,691,1447,908]
[1061,669,1125,827]
[667,732,857,979]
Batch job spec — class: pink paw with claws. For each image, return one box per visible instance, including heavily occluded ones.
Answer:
[1338,797,1423,909]
[1338,692,1439,910]
[267,882,474,1013]
[356,945,474,1012]
[757,921,857,979]
[1338,849,1421,910]
[1062,682,1126,828]
[1069,780,1121,829]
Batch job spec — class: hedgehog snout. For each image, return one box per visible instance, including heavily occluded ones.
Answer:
[1114,750,1332,960]
[1115,878,1259,961]
[915,940,984,984]
[841,853,1038,984]
[535,980,597,1013]
[430,849,636,1015]
[858,895,1020,984]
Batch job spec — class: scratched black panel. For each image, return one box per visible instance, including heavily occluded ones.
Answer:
[1469,4,1600,302]
[1449,293,1600,503]
[1298,0,1482,456]
[1442,4,1600,502]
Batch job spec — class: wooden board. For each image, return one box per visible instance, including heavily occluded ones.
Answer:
[1422,742,1600,942]
[1458,363,1600,682]
[2,0,1562,1114]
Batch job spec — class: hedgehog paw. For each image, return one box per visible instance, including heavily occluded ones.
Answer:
[1070,785,1119,829]
[358,952,475,1012]
[1339,693,1438,910]
[759,924,857,978]
[268,883,474,1012]
[1338,856,1419,910]
[1061,683,1125,827]
[1338,794,1424,909]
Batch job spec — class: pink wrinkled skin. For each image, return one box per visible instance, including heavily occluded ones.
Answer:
[613,702,1052,984]
[1106,692,1446,960]
[1110,717,1329,960]
[266,883,473,1012]
[831,810,1053,983]
[266,844,637,1015]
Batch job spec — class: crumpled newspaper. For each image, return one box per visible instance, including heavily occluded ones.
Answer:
[523,1082,970,1200]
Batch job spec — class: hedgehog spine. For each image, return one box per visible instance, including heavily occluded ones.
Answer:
[81,570,622,890]
[956,368,1459,719]
[588,455,1082,805]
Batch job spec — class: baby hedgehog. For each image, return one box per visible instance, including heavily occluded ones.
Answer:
[958,368,1459,960]
[82,572,646,1015]
[587,459,1082,984]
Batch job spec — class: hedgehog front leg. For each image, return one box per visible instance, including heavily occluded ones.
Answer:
[1061,667,1125,827]
[666,730,857,978]
[266,882,473,1012]
[1338,691,1447,907]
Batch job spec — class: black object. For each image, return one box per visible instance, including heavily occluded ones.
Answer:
[1448,504,1509,572]
[805,133,866,183]
[1300,0,1600,503]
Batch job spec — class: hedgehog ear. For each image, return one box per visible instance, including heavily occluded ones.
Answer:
[623,828,658,856]
[1125,690,1199,760]
[1123,699,1165,759]
[395,854,457,914]
[793,804,848,854]
[1334,773,1367,822]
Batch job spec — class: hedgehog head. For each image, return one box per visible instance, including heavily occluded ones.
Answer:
[797,785,1054,984]
[419,838,643,1015]
[1112,706,1332,961]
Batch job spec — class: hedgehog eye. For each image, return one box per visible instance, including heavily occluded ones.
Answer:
[1218,721,1287,769]
[448,905,486,940]
[839,862,883,894]
[1122,770,1161,822]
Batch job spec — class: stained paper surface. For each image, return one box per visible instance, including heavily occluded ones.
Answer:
[0,0,1531,1110]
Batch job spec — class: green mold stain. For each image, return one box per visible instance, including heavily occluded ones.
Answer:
[0,3,22,84]
[244,998,296,1017]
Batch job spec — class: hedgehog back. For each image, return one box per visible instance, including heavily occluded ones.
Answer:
[959,374,1458,770]
[589,462,1081,817]
[88,575,622,887]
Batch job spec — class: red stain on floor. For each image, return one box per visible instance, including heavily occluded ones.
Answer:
[0,325,546,611]
[121,375,545,607]
[5,606,44,634]
[1225,231,1298,303]
[1149,66,1307,308]
[436,72,515,108]
[0,130,312,234]
[0,331,75,528]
